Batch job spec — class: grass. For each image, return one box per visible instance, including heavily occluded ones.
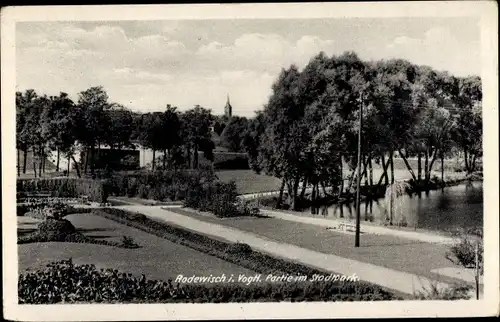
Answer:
[216,170,283,195]
[165,207,468,285]
[18,213,255,281]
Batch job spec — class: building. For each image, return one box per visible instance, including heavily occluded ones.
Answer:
[224,94,233,120]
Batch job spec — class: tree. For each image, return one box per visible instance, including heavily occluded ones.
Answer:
[16,89,38,175]
[159,104,183,169]
[138,112,164,171]
[40,92,78,174]
[76,86,113,175]
[221,116,249,152]
[452,76,482,174]
[182,106,214,169]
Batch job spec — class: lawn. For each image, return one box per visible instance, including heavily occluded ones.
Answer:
[165,207,466,285]
[18,213,255,281]
[216,170,283,194]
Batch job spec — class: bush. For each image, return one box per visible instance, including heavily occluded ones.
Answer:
[19,259,395,304]
[121,236,140,248]
[446,228,483,273]
[184,180,259,218]
[17,178,108,203]
[103,168,217,202]
[413,282,472,300]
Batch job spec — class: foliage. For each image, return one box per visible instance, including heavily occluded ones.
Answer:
[446,228,483,273]
[412,282,472,300]
[183,180,259,218]
[383,181,411,226]
[17,178,109,203]
[19,259,395,304]
[104,167,216,202]
[225,243,253,255]
[221,116,250,152]
[121,236,140,249]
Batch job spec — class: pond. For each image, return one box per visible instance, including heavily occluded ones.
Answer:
[304,181,483,233]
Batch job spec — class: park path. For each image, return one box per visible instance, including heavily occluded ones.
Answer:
[113,204,452,296]
[260,209,456,245]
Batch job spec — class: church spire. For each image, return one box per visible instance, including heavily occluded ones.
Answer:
[224,93,232,119]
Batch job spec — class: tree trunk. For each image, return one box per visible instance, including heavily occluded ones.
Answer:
[389,151,395,184]
[368,156,373,186]
[32,147,37,178]
[300,178,308,199]
[194,145,199,169]
[163,149,167,169]
[417,152,422,181]
[427,150,438,181]
[67,155,71,176]
[56,148,60,172]
[340,156,344,194]
[17,149,20,177]
[70,155,81,178]
[398,149,417,181]
[291,176,300,211]
[277,179,286,208]
[378,154,390,186]
[441,153,445,190]
[152,149,156,171]
[321,181,327,197]
[389,188,394,226]
[311,183,317,214]
[471,155,477,173]
[90,144,96,176]
[424,150,429,182]
[186,146,191,169]
[38,147,43,176]
[84,147,89,174]
[23,149,27,174]
[363,155,368,187]
[42,151,46,173]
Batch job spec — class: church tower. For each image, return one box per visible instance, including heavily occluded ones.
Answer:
[224,94,232,120]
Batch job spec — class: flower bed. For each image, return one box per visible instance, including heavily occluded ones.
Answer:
[18,217,139,249]
[19,259,394,303]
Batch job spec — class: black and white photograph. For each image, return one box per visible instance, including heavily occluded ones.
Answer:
[2,2,498,320]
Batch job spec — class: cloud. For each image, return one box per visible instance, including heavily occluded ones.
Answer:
[196,33,338,73]
[384,27,480,77]
[15,22,480,118]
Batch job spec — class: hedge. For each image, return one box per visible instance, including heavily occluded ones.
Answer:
[19,259,395,303]
[103,167,216,202]
[17,178,108,203]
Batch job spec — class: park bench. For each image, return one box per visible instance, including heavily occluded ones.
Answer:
[337,222,356,232]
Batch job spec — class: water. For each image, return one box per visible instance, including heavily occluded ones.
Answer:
[305,181,483,233]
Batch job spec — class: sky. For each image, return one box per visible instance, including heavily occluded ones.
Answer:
[16,17,481,117]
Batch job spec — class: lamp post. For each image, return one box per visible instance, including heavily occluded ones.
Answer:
[355,92,363,247]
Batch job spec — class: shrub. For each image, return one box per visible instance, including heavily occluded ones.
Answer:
[184,180,259,218]
[121,236,140,248]
[412,282,472,300]
[19,259,395,304]
[446,228,483,273]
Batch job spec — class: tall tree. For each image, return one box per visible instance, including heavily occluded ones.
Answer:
[76,86,113,176]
